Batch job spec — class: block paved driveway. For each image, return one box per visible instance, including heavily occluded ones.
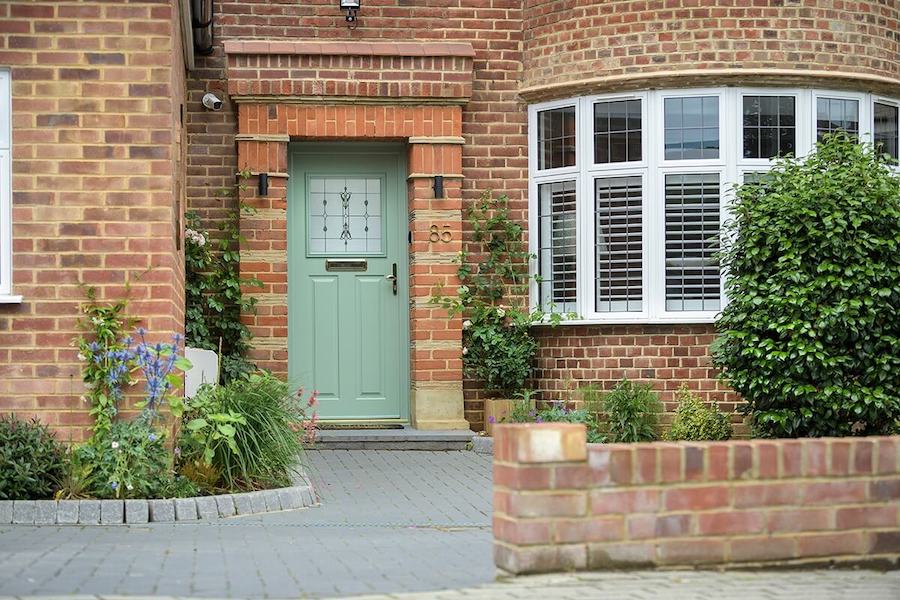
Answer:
[2,450,898,600]
[0,450,495,598]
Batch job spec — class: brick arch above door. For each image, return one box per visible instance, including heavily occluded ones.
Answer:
[226,41,474,431]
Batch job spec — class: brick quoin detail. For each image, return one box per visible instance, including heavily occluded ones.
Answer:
[493,424,900,574]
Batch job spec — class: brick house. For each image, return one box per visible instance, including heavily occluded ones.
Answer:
[0,0,898,439]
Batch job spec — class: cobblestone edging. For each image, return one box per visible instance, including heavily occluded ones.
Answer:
[0,482,317,525]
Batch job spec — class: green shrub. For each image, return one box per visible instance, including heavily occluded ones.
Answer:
[0,415,65,500]
[76,419,173,499]
[714,135,900,437]
[665,386,733,441]
[602,379,661,443]
[179,373,309,491]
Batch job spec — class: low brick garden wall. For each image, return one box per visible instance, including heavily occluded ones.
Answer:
[493,424,900,573]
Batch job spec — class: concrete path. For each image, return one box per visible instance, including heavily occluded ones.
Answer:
[0,450,495,598]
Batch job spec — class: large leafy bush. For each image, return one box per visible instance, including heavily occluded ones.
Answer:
[0,415,64,500]
[714,135,900,437]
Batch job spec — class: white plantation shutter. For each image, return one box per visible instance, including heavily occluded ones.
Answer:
[537,180,577,312]
[595,176,642,312]
[664,173,721,312]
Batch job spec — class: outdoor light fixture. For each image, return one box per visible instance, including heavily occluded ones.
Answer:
[433,175,444,199]
[258,172,269,196]
[340,0,360,25]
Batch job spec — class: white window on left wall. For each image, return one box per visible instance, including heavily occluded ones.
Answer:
[528,86,900,324]
[0,69,16,303]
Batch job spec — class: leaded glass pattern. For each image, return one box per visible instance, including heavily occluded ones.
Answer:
[874,102,899,161]
[743,96,796,158]
[537,107,576,170]
[308,176,383,255]
[594,99,642,163]
[816,97,859,141]
[664,96,720,160]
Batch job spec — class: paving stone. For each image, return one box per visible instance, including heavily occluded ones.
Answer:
[232,493,254,516]
[195,496,219,520]
[34,500,58,524]
[277,487,301,510]
[78,500,100,524]
[100,500,124,524]
[300,487,316,506]
[12,500,35,524]
[174,497,198,521]
[0,501,12,524]
[56,500,79,524]
[148,499,175,522]
[262,489,282,512]
[125,499,149,524]
[215,494,236,518]
[248,491,267,514]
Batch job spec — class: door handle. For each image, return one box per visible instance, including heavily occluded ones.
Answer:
[385,262,397,295]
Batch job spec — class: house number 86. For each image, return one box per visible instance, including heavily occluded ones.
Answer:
[429,224,452,243]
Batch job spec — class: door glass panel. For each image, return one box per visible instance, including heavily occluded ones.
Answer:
[308,176,383,255]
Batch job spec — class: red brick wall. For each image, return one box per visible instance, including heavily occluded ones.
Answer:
[186,0,527,238]
[522,0,900,100]
[532,324,740,430]
[0,1,187,441]
[183,1,900,432]
[494,423,900,573]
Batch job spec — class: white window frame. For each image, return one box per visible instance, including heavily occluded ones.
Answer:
[528,86,897,325]
[0,69,18,303]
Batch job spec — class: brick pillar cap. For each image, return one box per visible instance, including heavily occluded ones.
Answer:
[495,423,587,464]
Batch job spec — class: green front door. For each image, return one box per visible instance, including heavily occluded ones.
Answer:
[288,144,409,421]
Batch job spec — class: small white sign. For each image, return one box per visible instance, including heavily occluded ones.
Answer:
[184,347,219,398]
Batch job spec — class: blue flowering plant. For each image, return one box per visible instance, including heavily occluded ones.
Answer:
[131,328,192,423]
[75,287,138,437]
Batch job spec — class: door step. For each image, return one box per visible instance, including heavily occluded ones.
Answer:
[312,425,472,450]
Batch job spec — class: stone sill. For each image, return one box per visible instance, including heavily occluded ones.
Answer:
[0,482,316,526]
[223,40,476,58]
[0,294,22,304]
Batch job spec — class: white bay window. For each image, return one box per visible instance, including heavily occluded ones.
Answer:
[529,87,900,323]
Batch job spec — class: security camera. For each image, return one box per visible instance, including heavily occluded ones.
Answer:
[202,92,223,111]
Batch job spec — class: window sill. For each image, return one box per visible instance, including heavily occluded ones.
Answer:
[0,294,23,304]
[532,315,718,327]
